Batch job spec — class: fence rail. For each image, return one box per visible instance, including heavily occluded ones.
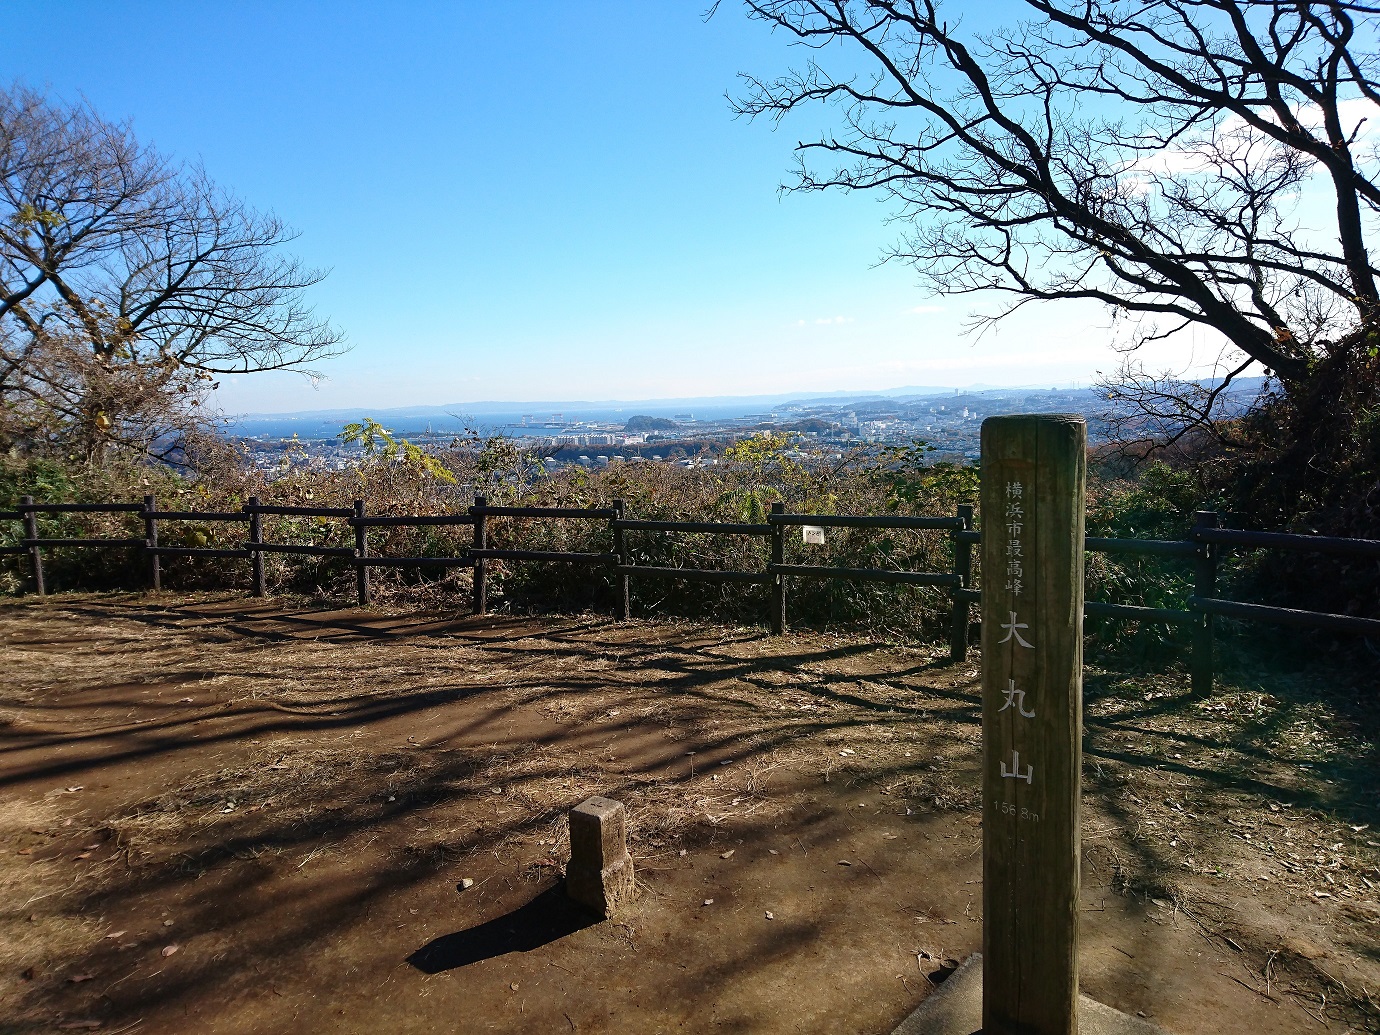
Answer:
[148,547,252,559]
[243,504,355,518]
[22,537,147,549]
[1195,525,1380,558]
[614,564,771,583]
[613,518,770,535]
[769,512,964,530]
[6,494,1379,691]
[349,514,474,527]
[253,543,356,558]
[1188,595,1380,636]
[148,511,250,522]
[473,505,617,519]
[1085,536,1198,557]
[19,502,145,514]
[357,555,474,568]
[766,564,961,587]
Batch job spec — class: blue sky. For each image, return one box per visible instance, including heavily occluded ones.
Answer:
[3,1,1215,414]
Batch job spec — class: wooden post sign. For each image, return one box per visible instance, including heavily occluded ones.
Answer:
[980,415,1086,1035]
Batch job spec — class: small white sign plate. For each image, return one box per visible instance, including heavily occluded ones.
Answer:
[802,525,826,545]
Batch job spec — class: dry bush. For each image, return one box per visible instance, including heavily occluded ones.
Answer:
[0,439,977,638]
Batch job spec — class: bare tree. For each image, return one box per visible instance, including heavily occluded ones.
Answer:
[0,83,344,461]
[730,2,1380,454]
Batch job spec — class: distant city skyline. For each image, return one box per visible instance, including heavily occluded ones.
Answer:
[5,2,1242,414]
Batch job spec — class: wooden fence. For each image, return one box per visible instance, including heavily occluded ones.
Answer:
[5,495,1380,691]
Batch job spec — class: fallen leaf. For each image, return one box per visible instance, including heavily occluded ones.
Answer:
[702,898,714,906]
[16,847,32,855]
[57,1021,103,1030]
[178,697,194,704]
[837,859,852,866]
[161,944,179,957]
[74,852,92,860]
[64,786,84,793]
[510,982,519,991]
[163,920,174,927]
[67,973,95,983]
[768,849,780,855]
[105,931,126,940]
[719,850,735,860]
[838,749,856,757]
[882,833,898,840]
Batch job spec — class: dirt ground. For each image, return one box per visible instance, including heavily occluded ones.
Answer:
[0,592,1376,1034]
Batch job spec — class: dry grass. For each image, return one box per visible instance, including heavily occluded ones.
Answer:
[0,796,102,1025]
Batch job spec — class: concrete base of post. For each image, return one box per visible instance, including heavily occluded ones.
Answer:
[565,796,635,918]
[890,955,1168,1035]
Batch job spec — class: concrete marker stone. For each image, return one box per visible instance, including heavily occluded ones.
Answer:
[566,795,634,917]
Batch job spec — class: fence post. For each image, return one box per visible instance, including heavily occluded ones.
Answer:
[949,503,974,662]
[770,502,786,635]
[1191,510,1220,696]
[143,494,160,591]
[21,495,44,596]
[354,499,369,607]
[247,496,266,597]
[472,494,487,615]
[612,499,629,620]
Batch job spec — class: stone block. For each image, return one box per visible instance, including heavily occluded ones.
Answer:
[891,954,1169,1035]
[566,795,634,917]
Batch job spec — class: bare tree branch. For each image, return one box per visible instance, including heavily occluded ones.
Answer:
[731,1,1380,392]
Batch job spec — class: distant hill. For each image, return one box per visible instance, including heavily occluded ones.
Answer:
[778,418,842,433]
[624,415,680,432]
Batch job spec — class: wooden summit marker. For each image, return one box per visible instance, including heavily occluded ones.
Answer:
[980,415,1086,1035]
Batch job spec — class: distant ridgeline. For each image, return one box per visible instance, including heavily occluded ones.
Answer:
[225,379,1267,446]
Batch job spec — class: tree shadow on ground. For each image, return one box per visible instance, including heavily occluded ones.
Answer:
[0,593,1375,1033]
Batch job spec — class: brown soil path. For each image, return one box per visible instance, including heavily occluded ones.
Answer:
[0,593,1375,1033]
